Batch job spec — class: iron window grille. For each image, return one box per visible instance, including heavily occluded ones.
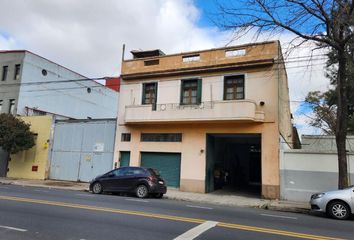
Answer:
[121,133,131,142]
[141,133,182,142]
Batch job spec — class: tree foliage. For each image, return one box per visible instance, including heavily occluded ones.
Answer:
[0,113,36,154]
[305,34,354,135]
[305,90,337,134]
[305,89,354,134]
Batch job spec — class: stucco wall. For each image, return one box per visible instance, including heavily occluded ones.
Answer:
[7,115,53,180]
[116,42,289,199]
[118,67,277,125]
[116,122,280,198]
[276,48,293,148]
[122,41,278,75]
[17,52,118,119]
[280,150,354,202]
[0,52,24,114]
[302,135,354,151]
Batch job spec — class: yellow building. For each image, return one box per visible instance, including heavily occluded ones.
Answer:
[115,41,293,199]
[7,115,52,180]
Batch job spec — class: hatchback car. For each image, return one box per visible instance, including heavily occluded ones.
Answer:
[89,167,167,198]
[310,185,354,220]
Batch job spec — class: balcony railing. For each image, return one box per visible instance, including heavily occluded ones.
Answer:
[124,100,264,124]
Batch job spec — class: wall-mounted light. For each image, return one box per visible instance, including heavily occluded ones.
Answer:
[260,101,265,106]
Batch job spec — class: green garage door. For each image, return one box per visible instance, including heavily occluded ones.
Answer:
[141,152,181,188]
[120,151,130,167]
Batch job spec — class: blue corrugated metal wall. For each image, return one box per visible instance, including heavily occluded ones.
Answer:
[49,119,116,182]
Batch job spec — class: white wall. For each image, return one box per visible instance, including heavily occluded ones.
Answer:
[0,52,24,114]
[118,69,276,125]
[17,52,118,119]
[280,150,354,202]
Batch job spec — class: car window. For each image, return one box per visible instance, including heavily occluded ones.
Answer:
[126,168,145,176]
[112,168,129,177]
[132,168,145,175]
[148,168,160,176]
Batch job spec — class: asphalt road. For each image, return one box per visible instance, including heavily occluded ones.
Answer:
[0,184,353,240]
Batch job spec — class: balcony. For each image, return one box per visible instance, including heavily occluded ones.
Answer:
[124,100,265,124]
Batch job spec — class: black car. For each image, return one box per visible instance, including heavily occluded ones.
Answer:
[89,167,167,198]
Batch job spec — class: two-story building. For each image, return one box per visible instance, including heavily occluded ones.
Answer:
[114,41,293,199]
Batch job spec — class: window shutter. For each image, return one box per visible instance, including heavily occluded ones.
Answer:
[153,82,158,111]
[180,80,184,105]
[197,79,202,104]
[142,83,146,104]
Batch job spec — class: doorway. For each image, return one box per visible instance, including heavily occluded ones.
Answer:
[206,134,261,196]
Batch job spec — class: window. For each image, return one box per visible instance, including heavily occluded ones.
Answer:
[224,75,245,100]
[121,133,131,142]
[141,133,182,142]
[8,99,15,114]
[0,100,2,113]
[142,82,157,110]
[14,64,21,80]
[112,168,129,177]
[225,49,246,57]
[181,79,202,105]
[144,59,159,66]
[127,168,145,175]
[2,66,8,81]
[182,54,200,62]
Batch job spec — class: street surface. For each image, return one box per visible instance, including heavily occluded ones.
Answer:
[0,184,353,240]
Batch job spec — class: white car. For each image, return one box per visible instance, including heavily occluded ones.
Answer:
[310,185,354,220]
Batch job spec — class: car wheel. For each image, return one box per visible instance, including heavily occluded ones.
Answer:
[327,201,350,220]
[92,182,103,194]
[153,193,163,199]
[136,185,148,198]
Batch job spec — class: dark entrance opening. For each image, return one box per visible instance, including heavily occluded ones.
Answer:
[0,148,8,177]
[206,134,261,196]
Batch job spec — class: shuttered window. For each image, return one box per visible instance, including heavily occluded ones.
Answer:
[142,82,158,110]
[224,75,245,100]
[180,79,202,105]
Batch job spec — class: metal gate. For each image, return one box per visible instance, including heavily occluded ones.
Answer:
[49,119,116,182]
[141,152,181,188]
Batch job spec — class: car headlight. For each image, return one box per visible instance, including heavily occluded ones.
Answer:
[311,193,325,199]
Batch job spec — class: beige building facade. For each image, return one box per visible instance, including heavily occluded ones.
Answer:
[115,41,293,199]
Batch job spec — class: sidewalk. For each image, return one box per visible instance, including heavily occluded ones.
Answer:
[0,178,310,213]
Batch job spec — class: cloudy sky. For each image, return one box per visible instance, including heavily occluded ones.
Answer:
[0,0,330,136]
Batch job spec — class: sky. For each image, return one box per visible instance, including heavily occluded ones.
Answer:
[0,0,330,136]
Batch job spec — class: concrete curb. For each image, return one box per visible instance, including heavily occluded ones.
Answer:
[164,194,270,209]
[0,179,88,192]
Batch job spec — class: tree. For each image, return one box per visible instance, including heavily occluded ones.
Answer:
[0,113,36,154]
[305,32,354,134]
[305,90,337,134]
[305,89,354,134]
[216,0,354,189]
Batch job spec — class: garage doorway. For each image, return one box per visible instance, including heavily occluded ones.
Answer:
[206,134,261,196]
[140,152,181,188]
